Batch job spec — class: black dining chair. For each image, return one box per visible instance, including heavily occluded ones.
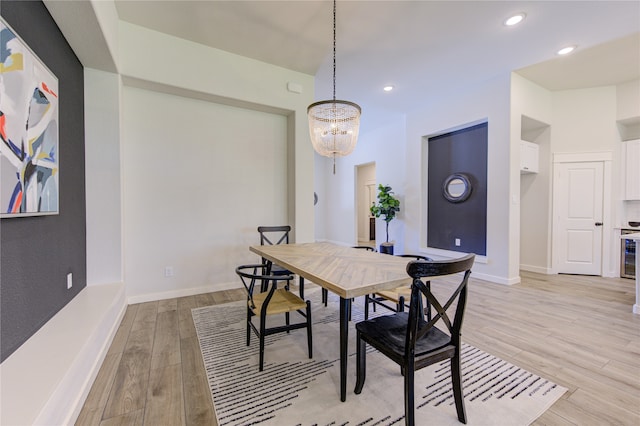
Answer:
[236,264,313,371]
[258,225,305,297]
[364,254,432,320]
[354,253,475,425]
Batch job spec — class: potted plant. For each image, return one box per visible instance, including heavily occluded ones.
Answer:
[370,184,400,254]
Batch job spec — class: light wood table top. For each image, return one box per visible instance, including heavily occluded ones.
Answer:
[250,242,412,299]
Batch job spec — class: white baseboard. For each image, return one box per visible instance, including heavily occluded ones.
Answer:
[520,263,553,274]
[1,283,126,426]
[472,271,521,285]
[127,280,241,305]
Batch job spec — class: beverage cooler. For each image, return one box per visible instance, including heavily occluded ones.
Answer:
[621,229,637,279]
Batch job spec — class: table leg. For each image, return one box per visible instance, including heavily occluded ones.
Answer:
[339,296,350,402]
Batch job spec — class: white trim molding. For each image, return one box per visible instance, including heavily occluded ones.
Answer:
[1,283,126,426]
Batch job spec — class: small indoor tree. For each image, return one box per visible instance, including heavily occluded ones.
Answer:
[370,184,400,254]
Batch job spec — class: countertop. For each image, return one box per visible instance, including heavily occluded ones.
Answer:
[621,232,640,240]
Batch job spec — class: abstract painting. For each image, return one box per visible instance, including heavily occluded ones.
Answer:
[1,18,59,217]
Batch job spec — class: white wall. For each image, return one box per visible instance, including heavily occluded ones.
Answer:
[83,17,317,300]
[407,74,516,284]
[511,74,554,273]
[121,87,288,300]
[552,86,618,153]
[617,79,640,122]
[314,79,638,286]
[617,80,640,226]
[552,86,620,276]
[82,2,640,294]
[511,76,639,277]
[316,73,518,284]
[84,69,123,286]
[117,21,316,241]
[316,117,407,249]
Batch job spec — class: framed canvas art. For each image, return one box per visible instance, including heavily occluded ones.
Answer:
[1,17,59,218]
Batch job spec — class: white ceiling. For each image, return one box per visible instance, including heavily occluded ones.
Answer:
[54,1,640,127]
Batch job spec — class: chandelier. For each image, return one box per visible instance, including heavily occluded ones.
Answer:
[307,0,361,174]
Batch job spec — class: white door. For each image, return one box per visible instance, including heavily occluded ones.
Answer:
[553,161,604,275]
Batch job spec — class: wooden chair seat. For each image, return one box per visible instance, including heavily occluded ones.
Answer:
[375,286,411,304]
[365,254,432,320]
[236,264,313,371]
[250,288,308,315]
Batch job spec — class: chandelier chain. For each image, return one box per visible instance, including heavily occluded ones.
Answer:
[332,0,336,101]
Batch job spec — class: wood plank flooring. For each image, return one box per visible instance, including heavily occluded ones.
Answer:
[76,272,639,425]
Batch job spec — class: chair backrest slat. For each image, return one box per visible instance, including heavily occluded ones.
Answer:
[258,225,291,246]
[405,254,475,357]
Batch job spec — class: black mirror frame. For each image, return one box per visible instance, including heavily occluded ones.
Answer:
[442,173,472,203]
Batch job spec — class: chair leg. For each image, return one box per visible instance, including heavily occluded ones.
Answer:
[404,359,415,426]
[425,282,432,321]
[246,307,251,346]
[398,295,405,313]
[451,353,467,424]
[306,301,313,359]
[285,311,290,333]
[354,331,367,394]
[259,317,266,372]
[322,288,328,306]
[299,276,305,299]
[364,295,370,320]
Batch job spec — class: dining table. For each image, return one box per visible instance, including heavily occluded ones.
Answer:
[249,241,413,401]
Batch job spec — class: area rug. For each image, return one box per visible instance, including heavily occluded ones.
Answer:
[192,287,566,425]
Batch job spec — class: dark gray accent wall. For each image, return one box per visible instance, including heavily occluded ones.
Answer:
[427,123,487,256]
[1,1,86,363]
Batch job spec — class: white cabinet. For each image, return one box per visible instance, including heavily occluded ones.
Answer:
[624,139,640,200]
[520,140,539,174]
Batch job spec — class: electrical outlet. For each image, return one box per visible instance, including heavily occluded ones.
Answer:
[67,273,73,289]
[164,266,174,277]
[455,238,461,247]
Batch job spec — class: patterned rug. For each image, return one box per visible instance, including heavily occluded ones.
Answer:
[192,286,566,425]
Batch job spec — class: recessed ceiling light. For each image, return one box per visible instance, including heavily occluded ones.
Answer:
[383,85,394,92]
[504,13,526,26]
[557,45,577,55]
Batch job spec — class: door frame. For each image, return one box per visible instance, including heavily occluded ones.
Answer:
[551,151,614,277]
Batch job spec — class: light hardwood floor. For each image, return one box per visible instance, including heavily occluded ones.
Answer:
[76,272,639,425]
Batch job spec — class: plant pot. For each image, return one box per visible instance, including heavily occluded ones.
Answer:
[379,244,394,255]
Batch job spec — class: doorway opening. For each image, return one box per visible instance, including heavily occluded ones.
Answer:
[356,163,376,248]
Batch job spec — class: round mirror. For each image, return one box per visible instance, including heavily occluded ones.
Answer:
[443,173,472,203]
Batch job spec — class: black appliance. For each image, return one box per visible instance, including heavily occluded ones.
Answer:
[621,229,637,279]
